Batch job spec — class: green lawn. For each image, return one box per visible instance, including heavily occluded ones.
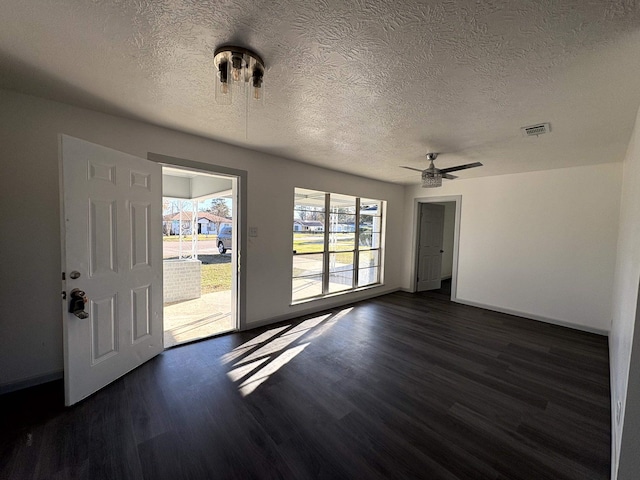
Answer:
[293,232,356,253]
[199,254,232,293]
[293,233,325,253]
[293,233,357,279]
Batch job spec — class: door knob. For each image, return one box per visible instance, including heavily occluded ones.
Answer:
[69,288,89,319]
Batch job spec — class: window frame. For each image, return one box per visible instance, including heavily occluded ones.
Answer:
[292,189,384,303]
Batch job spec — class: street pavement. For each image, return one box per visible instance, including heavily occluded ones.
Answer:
[163,239,221,258]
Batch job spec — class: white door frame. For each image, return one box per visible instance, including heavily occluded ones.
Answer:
[410,195,462,300]
[148,152,247,330]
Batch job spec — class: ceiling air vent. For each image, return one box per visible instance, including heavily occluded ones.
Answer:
[521,123,551,137]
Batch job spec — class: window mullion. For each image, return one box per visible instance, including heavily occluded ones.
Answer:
[322,192,330,294]
[376,201,383,283]
[353,197,360,288]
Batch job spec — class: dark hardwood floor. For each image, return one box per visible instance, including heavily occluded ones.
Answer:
[0,291,611,479]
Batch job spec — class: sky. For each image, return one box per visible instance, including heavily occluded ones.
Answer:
[164,197,233,216]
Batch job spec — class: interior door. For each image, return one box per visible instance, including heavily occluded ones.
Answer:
[61,135,163,405]
[417,203,445,292]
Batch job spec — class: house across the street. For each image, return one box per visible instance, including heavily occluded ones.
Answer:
[164,211,231,235]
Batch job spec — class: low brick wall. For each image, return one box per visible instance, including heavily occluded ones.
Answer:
[163,259,201,303]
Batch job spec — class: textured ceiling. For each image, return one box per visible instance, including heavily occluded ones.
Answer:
[2,0,640,184]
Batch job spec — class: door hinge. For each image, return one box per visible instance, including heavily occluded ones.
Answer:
[62,291,67,300]
[62,272,66,281]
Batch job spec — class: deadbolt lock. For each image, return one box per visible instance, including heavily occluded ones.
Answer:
[69,288,89,319]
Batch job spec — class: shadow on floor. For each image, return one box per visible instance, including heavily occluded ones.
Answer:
[429,278,452,297]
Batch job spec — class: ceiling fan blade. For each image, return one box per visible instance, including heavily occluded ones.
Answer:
[439,162,483,174]
[443,173,457,180]
[400,166,425,173]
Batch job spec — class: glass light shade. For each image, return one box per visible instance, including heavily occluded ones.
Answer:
[215,60,232,105]
[231,53,244,82]
[421,171,442,188]
[250,64,264,105]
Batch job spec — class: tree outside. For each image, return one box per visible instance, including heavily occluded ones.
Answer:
[207,198,231,235]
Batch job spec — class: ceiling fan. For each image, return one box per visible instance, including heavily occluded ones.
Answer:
[401,153,483,188]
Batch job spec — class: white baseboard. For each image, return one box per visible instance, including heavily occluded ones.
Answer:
[359,288,609,336]
[609,335,620,480]
[452,297,609,336]
[244,287,400,330]
[0,370,63,395]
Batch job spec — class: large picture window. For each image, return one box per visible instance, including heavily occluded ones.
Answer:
[292,188,384,302]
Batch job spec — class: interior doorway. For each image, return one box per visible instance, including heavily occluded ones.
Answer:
[416,203,446,292]
[413,196,461,299]
[161,166,238,347]
[429,202,455,295]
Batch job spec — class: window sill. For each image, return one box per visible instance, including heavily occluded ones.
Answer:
[290,283,383,306]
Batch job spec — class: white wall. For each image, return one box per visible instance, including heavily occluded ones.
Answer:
[610,105,640,479]
[403,163,622,333]
[0,89,405,389]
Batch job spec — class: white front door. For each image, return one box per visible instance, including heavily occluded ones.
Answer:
[417,203,445,292]
[60,135,163,406]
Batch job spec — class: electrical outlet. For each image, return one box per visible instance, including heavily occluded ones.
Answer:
[249,227,258,238]
[616,401,622,425]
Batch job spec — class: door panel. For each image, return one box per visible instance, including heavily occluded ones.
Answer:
[417,203,445,292]
[61,135,163,405]
[90,295,117,363]
[132,285,152,342]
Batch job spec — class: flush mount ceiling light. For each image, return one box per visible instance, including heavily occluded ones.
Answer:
[214,45,265,105]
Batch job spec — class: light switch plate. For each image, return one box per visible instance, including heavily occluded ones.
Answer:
[249,227,258,237]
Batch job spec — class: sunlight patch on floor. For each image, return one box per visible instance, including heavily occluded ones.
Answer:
[236,329,309,366]
[222,308,353,396]
[304,307,353,341]
[226,357,270,382]
[238,343,310,397]
[283,314,330,336]
[221,325,290,365]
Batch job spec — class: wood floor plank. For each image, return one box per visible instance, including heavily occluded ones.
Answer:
[0,291,611,479]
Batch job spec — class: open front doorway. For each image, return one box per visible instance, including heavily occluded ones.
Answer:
[161,166,238,347]
[60,137,247,405]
